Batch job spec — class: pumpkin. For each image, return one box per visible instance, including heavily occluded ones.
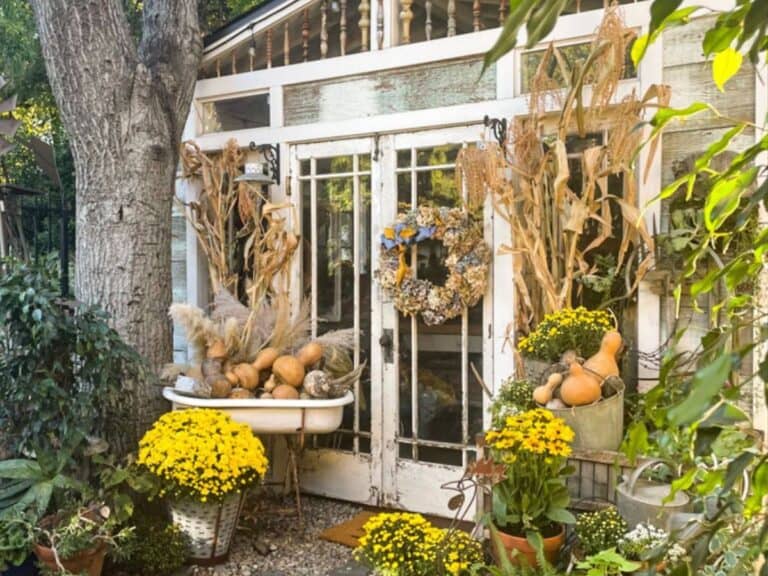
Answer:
[207,375,232,398]
[272,384,300,400]
[228,388,255,399]
[296,342,324,367]
[533,372,563,405]
[560,363,601,406]
[272,355,305,388]
[232,363,260,390]
[583,330,622,380]
[252,347,280,372]
[206,340,228,360]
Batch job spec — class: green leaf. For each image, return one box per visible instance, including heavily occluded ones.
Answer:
[0,460,41,481]
[703,167,757,232]
[698,401,748,428]
[483,0,539,72]
[668,352,733,426]
[621,421,649,465]
[630,34,649,66]
[712,47,743,91]
[650,0,684,32]
[545,507,576,524]
[694,124,746,171]
[703,23,741,55]
[525,0,570,48]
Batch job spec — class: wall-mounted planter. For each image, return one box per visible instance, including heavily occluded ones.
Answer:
[162,387,354,434]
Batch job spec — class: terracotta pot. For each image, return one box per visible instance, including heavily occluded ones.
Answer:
[32,542,106,576]
[493,525,565,568]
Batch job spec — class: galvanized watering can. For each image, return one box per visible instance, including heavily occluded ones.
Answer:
[616,459,693,530]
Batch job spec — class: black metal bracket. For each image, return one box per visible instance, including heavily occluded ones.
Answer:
[248,142,281,184]
[483,115,508,148]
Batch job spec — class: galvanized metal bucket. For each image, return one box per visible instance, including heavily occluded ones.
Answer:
[616,459,693,530]
[548,379,624,451]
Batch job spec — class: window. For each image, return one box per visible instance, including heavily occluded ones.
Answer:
[200,93,270,134]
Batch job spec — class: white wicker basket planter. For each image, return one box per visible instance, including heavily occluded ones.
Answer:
[169,491,245,565]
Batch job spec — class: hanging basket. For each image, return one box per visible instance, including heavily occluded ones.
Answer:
[169,491,246,565]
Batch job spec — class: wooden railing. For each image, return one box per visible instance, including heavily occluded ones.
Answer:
[200,0,639,79]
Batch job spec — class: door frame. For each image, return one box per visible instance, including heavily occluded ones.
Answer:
[291,126,515,516]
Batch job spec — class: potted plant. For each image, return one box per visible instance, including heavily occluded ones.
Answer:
[0,512,35,576]
[31,504,133,576]
[616,523,687,573]
[573,507,628,560]
[137,408,268,564]
[574,548,641,576]
[484,408,576,568]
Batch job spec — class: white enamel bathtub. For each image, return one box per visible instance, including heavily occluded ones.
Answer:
[162,387,354,434]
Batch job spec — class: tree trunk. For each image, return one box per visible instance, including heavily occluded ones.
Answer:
[29,0,202,445]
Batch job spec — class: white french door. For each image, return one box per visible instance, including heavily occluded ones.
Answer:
[293,126,495,516]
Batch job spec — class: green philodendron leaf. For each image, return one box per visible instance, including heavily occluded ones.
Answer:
[650,0,684,31]
[694,123,747,171]
[667,352,733,426]
[667,466,697,502]
[712,47,743,91]
[622,421,649,465]
[698,401,748,428]
[525,0,570,48]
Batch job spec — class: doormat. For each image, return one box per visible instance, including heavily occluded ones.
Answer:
[319,510,474,549]
[319,511,375,548]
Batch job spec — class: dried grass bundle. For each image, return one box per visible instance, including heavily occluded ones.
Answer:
[458,8,662,336]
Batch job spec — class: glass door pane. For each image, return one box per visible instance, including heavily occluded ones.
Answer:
[393,142,483,468]
[300,153,372,454]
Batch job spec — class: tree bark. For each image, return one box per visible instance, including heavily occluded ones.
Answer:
[29,0,202,445]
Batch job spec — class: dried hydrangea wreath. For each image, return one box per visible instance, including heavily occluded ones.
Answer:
[378,206,490,326]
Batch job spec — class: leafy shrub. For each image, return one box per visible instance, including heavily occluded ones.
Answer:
[575,507,628,556]
[120,518,189,575]
[0,257,148,458]
[489,378,536,427]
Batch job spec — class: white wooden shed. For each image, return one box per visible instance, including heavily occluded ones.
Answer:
[172,0,768,517]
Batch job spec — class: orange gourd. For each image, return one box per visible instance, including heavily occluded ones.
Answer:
[560,363,601,406]
[583,330,622,380]
[533,373,563,405]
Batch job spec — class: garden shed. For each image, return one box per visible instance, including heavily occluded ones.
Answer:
[172,0,768,518]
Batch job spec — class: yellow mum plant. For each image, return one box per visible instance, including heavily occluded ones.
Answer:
[354,512,482,576]
[485,409,576,533]
[138,409,268,502]
[517,307,614,362]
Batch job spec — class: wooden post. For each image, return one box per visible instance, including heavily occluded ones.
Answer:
[284,21,290,65]
[320,0,328,58]
[340,0,348,56]
[377,0,384,49]
[302,8,310,61]
[399,0,413,44]
[267,28,273,68]
[473,0,481,32]
[231,51,237,74]
[447,0,456,37]
[425,0,432,40]
[499,0,506,25]
[359,0,370,51]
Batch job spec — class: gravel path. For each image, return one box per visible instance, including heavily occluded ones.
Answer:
[190,495,369,576]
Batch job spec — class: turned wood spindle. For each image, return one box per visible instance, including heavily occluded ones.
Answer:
[377,0,384,49]
[359,0,371,51]
[216,58,221,77]
[473,0,481,32]
[302,8,310,61]
[399,0,413,44]
[284,21,290,65]
[447,0,456,37]
[340,0,348,56]
[320,0,329,58]
[499,0,506,25]
[231,51,237,74]
[267,28,273,68]
[425,0,432,40]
